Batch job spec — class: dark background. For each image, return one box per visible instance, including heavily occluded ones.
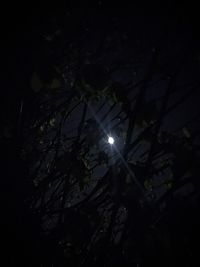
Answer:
[1,1,200,266]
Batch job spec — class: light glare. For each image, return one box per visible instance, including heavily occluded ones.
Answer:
[108,136,114,144]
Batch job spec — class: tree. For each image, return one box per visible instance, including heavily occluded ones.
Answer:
[9,6,200,266]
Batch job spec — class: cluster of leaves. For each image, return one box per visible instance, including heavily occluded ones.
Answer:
[21,11,200,267]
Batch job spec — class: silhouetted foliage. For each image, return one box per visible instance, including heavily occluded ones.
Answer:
[4,5,200,267]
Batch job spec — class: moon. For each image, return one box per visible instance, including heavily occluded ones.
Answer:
[108,136,115,145]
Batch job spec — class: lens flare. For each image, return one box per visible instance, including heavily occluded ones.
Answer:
[108,136,114,144]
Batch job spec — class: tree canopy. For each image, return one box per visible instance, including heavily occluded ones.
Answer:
[3,4,200,267]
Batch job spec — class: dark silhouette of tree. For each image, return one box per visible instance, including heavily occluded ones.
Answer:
[3,5,200,267]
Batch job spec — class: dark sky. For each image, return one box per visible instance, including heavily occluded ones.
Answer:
[1,2,200,265]
[2,1,200,119]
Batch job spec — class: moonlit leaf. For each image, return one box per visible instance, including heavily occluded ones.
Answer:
[182,127,191,138]
[49,118,56,126]
[50,78,61,89]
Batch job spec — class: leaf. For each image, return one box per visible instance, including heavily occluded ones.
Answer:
[166,182,172,189]
[144,179,153,191]
[40,125,45,132]
[129,162,147,182]
[84,119,98,132]
[49,118,56,126]
[82,64,110,91]
[49,78,61,89]
[136,102,158,127]
[44,35,53,42]
[139,127,155,143]
[182,127,191,138]
[67,157,91,191]
[31,72,43,92]
[56,153,70,173]
[97,151,109,165]
[110,82,131,112]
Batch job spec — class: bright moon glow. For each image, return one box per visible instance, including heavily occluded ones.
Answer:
[108,136,114,144]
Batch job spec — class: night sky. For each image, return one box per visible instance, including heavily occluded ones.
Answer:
[2,2,200,130]
[1,2,200,266]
